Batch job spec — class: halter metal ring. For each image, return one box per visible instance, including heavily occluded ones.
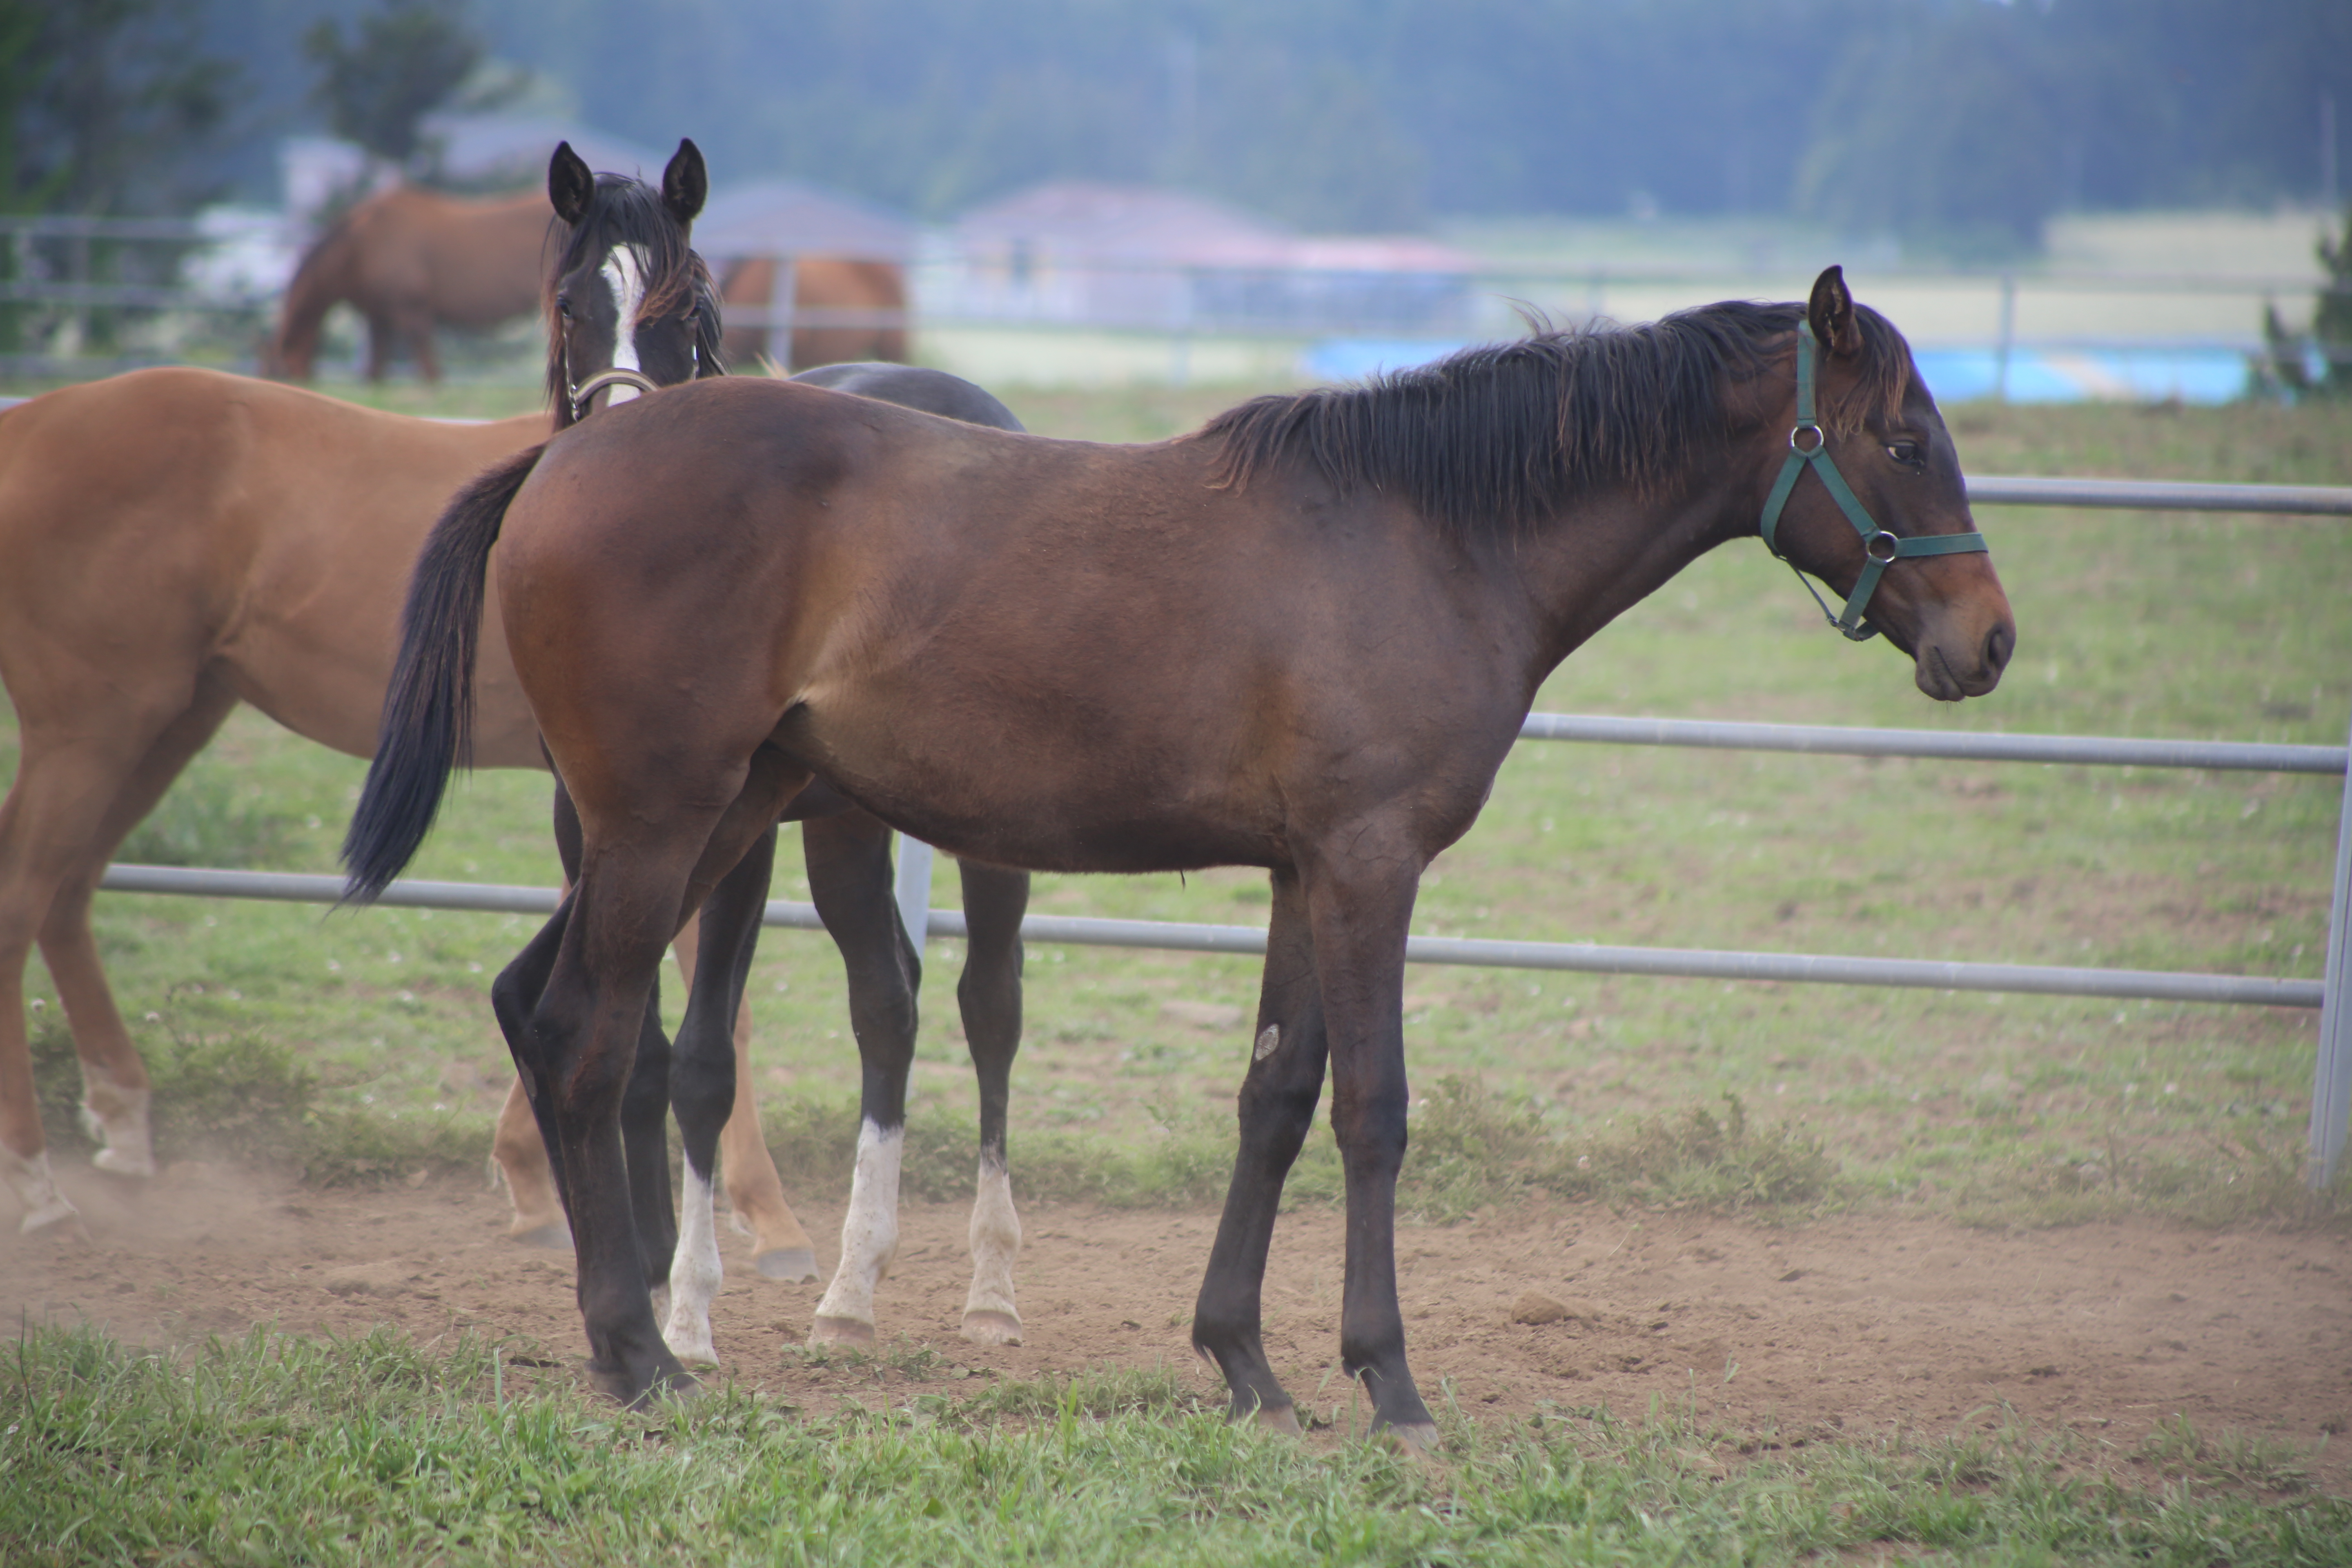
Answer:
[574,367,660,405]
[1789,423,1825,454]
[1864,530,1902,564]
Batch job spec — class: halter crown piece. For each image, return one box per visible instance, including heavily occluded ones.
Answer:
[1757,322,1988,641]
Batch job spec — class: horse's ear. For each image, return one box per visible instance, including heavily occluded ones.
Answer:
[1807,265,1860,359]
[549,142,595,226]
[662,139,707,227]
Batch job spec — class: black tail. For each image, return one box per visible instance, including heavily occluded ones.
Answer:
[342,445,545,903]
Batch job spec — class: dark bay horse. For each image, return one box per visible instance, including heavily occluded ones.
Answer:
[347,267,2015,1439]
[268,184,554,383]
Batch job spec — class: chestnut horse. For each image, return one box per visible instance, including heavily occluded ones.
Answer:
[717,256,909,370]
[0,142,729,1238]
[347,268,2015,1438]
[268,184,552,383]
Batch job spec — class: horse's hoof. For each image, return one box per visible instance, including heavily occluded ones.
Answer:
[507,1221,573,1251]
[89,1147,156,1179]
[753,1246,818,1283]
[1380,1420,1442,1457]
[808,1314,875,1348]
[1253,1403,1303,1436]
[17,1193,81,1234]
[662,1326,719,1368]
[958,1310,1023,1346]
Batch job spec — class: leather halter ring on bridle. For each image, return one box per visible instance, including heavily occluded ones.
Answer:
[1757,321,1988,642]
[566,365,661,423]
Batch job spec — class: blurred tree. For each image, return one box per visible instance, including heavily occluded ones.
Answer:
[0,0,235,215]
[2258,206,2352,401]
[438,0,2346,243]
[303,0,492,165]
[1795,2,2065,256]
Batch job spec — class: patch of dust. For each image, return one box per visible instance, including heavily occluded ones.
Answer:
[5,1156,2346,1483]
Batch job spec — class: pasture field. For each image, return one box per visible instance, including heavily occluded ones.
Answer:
[3,378,2350,1561]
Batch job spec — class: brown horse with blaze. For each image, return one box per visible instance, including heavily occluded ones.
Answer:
[347,267,2014,1440]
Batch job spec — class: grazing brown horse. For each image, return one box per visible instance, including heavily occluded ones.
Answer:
[267,183,552,383]
[347,267,2015,1439]
[717,256,908,370]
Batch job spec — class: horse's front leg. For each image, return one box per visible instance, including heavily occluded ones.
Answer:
[955,859,1029,1344]
[1307,848,1437,1450]
[1192,866,1330,1431]
[802,813,920,1346]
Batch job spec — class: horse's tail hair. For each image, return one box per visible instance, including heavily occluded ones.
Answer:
[342,444,543,904]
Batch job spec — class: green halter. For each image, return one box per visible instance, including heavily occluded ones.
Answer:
[1757,322,1988,642]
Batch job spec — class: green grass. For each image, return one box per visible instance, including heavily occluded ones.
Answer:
[0,385,2347,1231]
[3,1325,2344,1566]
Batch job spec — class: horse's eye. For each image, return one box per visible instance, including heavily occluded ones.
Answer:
[557,296,574,322]
[1886,440,1922,465]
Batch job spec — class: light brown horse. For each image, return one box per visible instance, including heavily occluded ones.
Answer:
[0,144,811,1274]
[717,256,908,370]
[268,184,551,383]
[351,268,2014,1432]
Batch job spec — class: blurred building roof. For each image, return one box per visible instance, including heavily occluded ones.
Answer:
[695,179,920,262]
[956,183,1478,274]
[418,114,671,188]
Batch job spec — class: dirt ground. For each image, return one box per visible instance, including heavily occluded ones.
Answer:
[7,1157,2349,1486]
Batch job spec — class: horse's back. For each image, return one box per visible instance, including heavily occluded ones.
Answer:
[0,368,548,757]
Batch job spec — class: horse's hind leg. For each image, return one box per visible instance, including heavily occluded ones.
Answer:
[661,825,777,1365]
[803,812,920,1347]
[1192,866,1330,1434]
[955,860,1028,1345]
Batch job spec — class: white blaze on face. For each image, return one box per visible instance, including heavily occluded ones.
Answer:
[813,1118,903,1330]
[599,244,652,401]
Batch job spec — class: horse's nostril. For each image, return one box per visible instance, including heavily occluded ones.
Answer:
[1984,622,2014,673]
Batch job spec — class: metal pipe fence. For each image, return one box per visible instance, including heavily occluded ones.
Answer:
[54,442,2350,1183]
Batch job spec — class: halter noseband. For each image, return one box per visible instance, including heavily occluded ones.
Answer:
[1757,322,1988,642]
[568,365,661,421]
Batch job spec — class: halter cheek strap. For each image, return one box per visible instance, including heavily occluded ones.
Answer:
[1757,322,1989,642]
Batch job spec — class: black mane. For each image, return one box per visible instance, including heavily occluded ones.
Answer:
[1205,301,1914,541]
[542,170,725,414]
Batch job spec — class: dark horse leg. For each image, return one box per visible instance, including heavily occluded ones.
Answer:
[1307,851,1437,1449]
[659,824,778,1364]
[1192,866,1330,1432]
[546,780,679,1298]
[497,749,805,1405]
[954,860,1029,1343]
[803,811,922,1345]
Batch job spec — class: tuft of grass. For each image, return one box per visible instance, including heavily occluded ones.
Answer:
[116,769,307,870]
[755,1077,1833,1222]
[5,1323,2348,1567]
[2132,1412,2319,1494]
[27,1008,484,1183]
[1951,1123,2351,1230]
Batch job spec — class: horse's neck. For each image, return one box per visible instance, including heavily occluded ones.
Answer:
[1511,462,1757,680]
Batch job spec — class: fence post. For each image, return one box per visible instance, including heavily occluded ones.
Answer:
[894,834,934,954]
[1993,272,2017,403]
[2310,708,2352,1189]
